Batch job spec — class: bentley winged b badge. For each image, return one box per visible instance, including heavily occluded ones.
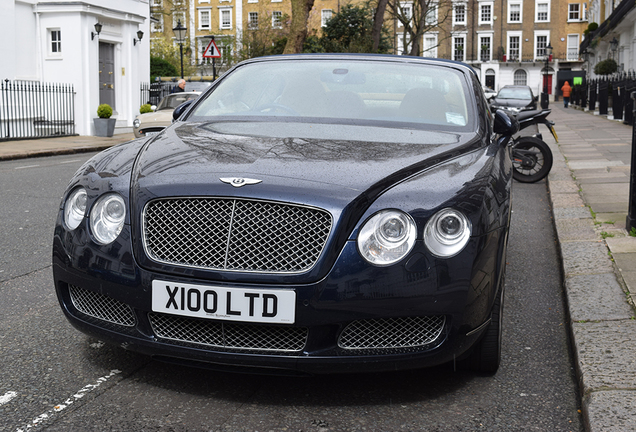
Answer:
[220,177,263,188]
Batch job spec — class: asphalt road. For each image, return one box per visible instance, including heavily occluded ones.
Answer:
[0,153,582,431]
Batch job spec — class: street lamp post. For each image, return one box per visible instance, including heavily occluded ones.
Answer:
[172,20,187,79]
[541,42,553,109]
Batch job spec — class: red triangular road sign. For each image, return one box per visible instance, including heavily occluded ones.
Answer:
[203,39,221,58]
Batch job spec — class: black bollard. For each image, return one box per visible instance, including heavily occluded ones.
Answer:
[627,91,636,232]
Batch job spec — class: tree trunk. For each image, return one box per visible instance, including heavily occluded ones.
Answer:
[372,0,389,52]
[283,0,316,54]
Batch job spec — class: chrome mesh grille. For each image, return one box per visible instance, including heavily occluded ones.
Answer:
[338,316,446,350]
[148,313,308,352]
[143,198,332,273]
[69,285,136,327]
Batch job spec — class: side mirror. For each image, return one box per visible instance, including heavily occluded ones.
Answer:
[172,100,194,121]
[493,109,519,136]
[534,96,539,102]
[151,105,157,112]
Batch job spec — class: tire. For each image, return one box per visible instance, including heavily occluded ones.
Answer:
[458,280,504,374]
[512,136,553,183]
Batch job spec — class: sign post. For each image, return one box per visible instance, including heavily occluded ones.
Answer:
[203,37,221,81]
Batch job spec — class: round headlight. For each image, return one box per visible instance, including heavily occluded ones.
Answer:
[357,210,417,266]
[63,187,87,230]
[90,193,126,245]
[424,208,471,258]
[133,119,140,128]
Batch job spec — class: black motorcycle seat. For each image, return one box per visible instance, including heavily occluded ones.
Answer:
[516,109,550,121]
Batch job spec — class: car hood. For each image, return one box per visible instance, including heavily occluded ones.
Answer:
[131,120,481,205]
[137,110,174,124]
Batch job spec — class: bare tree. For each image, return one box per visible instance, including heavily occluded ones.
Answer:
[386,0,453,56]
[283,0,316,53]
[372,0,390,52]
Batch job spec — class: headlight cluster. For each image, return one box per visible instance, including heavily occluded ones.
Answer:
[63,188,126,245]
[358,208,471,265]
[424,208,471,258]
[133,119,141,128]
[358,210,417,266]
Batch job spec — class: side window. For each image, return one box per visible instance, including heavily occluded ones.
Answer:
[49,29,62,57]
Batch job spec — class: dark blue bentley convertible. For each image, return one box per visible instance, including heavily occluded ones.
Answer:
[53,54,518,375]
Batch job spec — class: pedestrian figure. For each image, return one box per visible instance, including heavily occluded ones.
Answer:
[172,79,186,93]
[561,81,572,108]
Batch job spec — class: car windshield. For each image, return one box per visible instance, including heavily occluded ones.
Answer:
[189,59,472,130]
[157,94,199,110]
[497,88,533,100]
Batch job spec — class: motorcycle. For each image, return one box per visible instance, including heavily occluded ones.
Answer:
[509,109,557,183]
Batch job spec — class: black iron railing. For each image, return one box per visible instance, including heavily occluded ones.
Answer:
[141,82,175,107]
[0,80,75,141]
[571,71,636,124]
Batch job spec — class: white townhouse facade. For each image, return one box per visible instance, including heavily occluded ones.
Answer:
[1,0,150,136]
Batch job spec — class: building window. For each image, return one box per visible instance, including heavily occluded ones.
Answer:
[321,9,332,27]
[50,29,62,54]
[453,36,465,61]
[582,3,588,20]
[480,36,491,61]
[479,3,493,25]
[173,12,186,29]
[567,34,579,60]
[508,35,520,61]
[514,69,527,85]
[453,3,466,25]
[508,2,522,22]
[220,9,232,29]
[535,33,549,58]
[425,2,438,26]
[398,3,413,27]
[423,34,437,57]
[199,10,210,29]
[536,1,549,22]
[248,12,258,29]
[151,15,164,32]
[272,11,282,28]
[568,3,580,20]
[397,32,411,55]
[152,0,162,6]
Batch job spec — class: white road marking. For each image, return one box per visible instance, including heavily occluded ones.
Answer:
[14,165,40,170]
[15,369,121,431]
[0,391,17,405]
[59,159,82,164]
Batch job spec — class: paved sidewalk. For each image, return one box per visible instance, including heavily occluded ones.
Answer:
[546,105,636,432]
[0,133,135,160]
[2,112,636,431]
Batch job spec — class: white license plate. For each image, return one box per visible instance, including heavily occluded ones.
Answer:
[144,131,160,136]
[152,280,296,324]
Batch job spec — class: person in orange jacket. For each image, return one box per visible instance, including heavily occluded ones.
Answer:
[561,81,572,108]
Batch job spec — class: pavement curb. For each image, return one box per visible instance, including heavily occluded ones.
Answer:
[0,146,114,161]
[545,108,636,432]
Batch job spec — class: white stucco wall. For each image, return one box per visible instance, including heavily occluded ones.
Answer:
[2,0,150,136]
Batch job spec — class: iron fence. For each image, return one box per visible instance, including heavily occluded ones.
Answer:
[572,71,636,125]
[140,82,175,107]
[0,80,75,140]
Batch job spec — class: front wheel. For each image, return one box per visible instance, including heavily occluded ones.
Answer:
[512,137,553,183]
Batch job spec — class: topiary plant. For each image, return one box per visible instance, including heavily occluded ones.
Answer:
[140,104,152,114]
[594,59,618,75]
[97,104,113,118]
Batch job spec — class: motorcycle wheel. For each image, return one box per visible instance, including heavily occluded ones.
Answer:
[512,136,553,183]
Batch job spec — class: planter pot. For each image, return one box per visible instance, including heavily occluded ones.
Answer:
[93,118,116,137]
